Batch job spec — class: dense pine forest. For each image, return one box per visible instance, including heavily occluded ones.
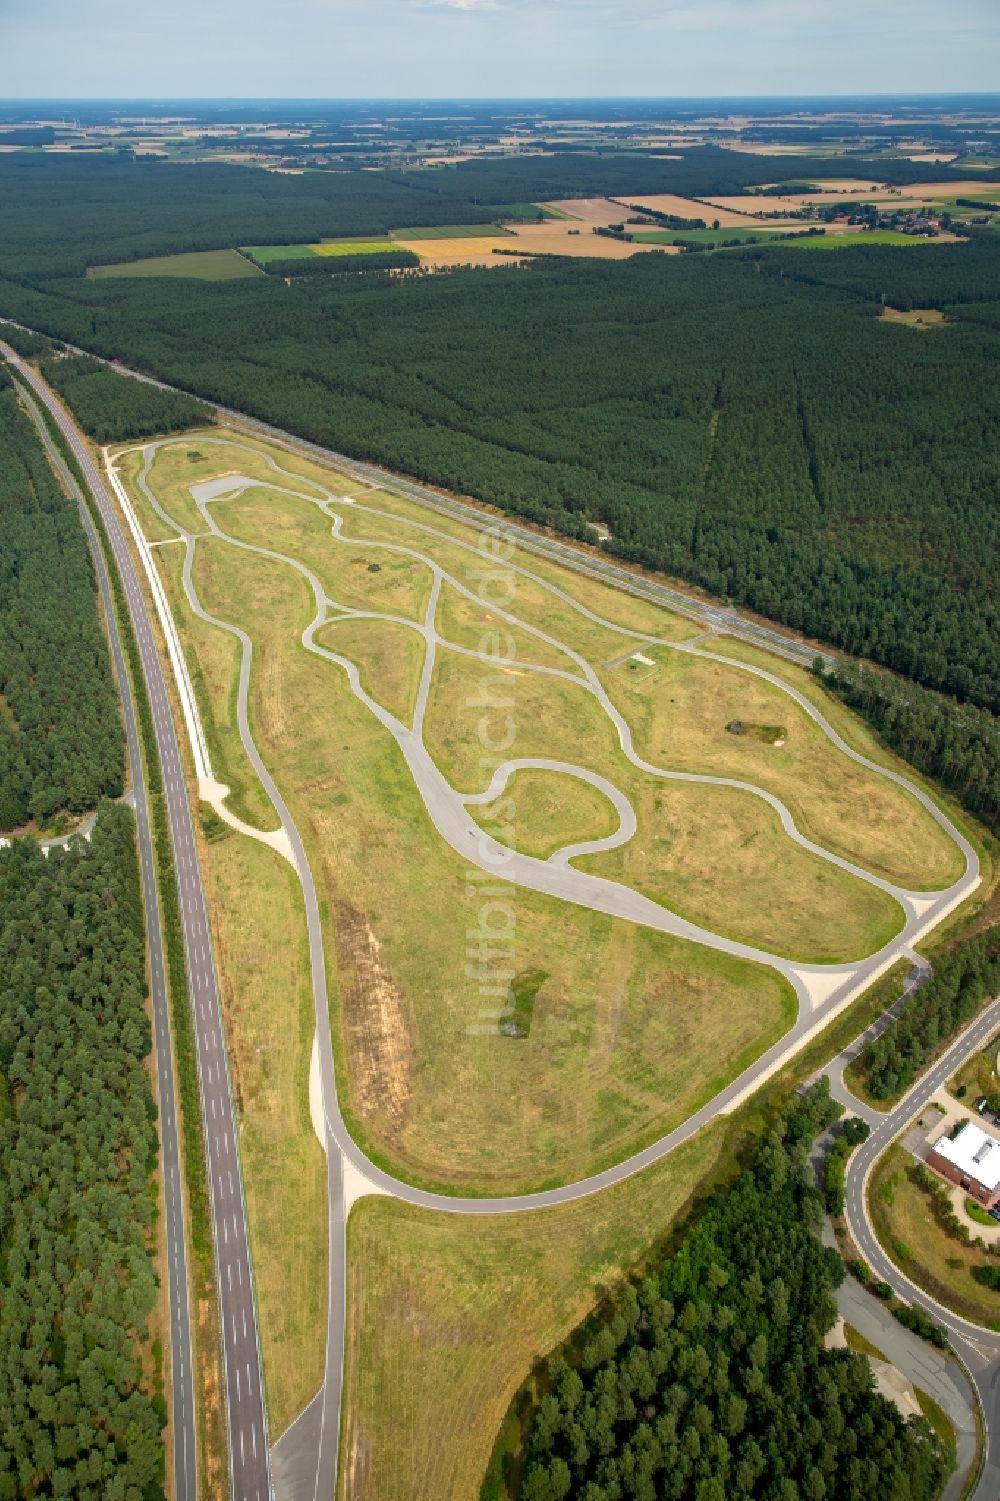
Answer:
[511,1084,951,1501]
[854,926,1000,1100]
[0,806,165,1500]
[37,354,210,443]
[3,234,998,716]
[1,152,997,804]
[0,369,123,830]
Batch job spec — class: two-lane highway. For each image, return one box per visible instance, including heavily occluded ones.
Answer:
[3,346,273,1501]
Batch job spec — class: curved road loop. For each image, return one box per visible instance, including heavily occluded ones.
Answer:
[832,1001,1000,1500]
[121,428,980,1500]
[3,350,273,1501]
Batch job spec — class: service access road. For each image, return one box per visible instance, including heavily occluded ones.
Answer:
[835,998,1000,1501]
[3,347,273,1501]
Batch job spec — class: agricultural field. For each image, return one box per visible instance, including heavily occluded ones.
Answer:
[631,226,817,248]
[791,229,945,249]
[241,239,399,263]
[87,247,262,278]
[388,223,515,239]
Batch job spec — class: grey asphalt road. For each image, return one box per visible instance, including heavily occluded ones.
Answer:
[834,997,1000,1501]
[13,381,200,1501]
[4,350,273,1501]
[835,1273,979,1501]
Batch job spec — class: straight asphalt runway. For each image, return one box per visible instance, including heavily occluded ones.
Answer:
[4,349,273,1501]
[14,381,200,1501]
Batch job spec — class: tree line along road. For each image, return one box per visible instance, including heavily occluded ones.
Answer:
[2,345,273,1501]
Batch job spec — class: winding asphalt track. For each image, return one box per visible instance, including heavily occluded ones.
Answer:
[12,347,982,1501]
[3,351,273,1501]
[832,1002,1000,1500]
[128,431,981,1500]
[11,382,199,1501]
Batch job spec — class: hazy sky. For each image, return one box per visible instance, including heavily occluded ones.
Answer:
[1,0,998,98]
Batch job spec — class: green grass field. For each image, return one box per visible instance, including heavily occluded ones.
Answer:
[241,240,400,263]
[390,223,514,240]
[792,230,941,249]
[632,227,806,247]
[240,243,319,263]
[88,248,262,279]
[120,430,834,1196]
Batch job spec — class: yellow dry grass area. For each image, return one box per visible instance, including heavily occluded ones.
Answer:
[341,1125,728,1501]
[542,197,625,224]
[469,766,619,860]
[880,306,949,328]
[198,826,327,1437]
[212,487,434,622]
[424,648,621,795]
[397,237,528,268]
[315,615,425,727]
[870,1144,1000,1328]
[402,494,694,642]
[156,542,276,829]
[184,536,794,1191]
[435,581,583,675]
[605,646,963,891]
[334,495,695,661]
[699,636,990,888]
[578,776,904,963]
[425,649,903,961]
[507,226,677,259]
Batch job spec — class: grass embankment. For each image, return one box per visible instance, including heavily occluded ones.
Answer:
[949,1031,1000,1106]
[118,459,330,1430]
[869,1144,1000,1328]
[170,502,797,1194]
[196,822,327,1436]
